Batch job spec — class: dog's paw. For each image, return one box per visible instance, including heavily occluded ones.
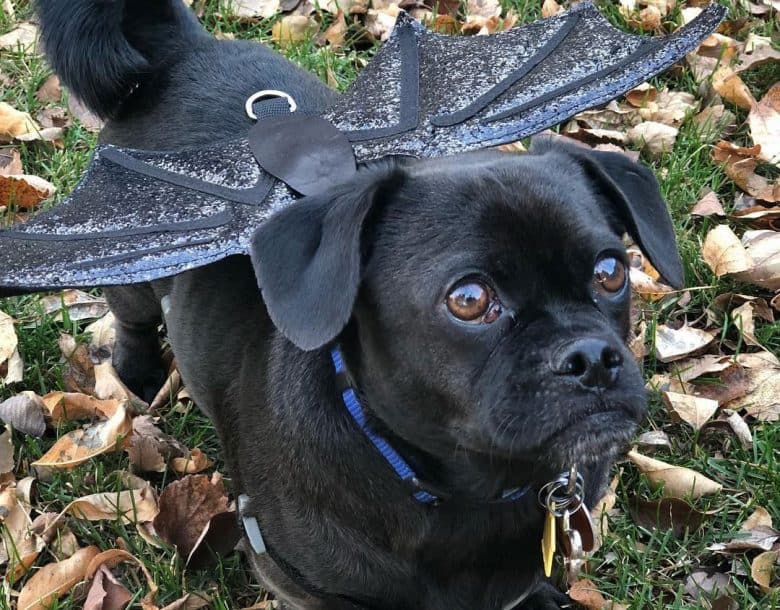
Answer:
[112,341,167,404]
[517,582,579,610]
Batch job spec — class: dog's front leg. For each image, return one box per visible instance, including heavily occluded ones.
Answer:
[103,283,167,403]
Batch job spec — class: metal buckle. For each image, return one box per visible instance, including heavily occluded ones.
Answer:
[245,89,298,119]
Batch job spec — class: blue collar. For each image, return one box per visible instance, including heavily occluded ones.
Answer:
[330,346,529,506]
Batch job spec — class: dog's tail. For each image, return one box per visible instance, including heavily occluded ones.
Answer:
[37,0,208,119]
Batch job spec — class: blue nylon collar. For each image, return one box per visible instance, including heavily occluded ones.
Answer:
[330,346,529,506]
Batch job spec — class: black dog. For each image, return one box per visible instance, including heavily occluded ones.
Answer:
[37,1,684,608]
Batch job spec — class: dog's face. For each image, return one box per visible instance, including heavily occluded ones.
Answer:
[252,138,683,491]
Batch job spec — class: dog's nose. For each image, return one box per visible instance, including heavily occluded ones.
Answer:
[551,338,623,389]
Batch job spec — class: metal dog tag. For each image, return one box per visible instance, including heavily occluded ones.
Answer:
[558,509,585,584]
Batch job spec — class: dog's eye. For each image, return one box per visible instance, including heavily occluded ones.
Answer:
[446,281,501,323]
[593,256,626,294]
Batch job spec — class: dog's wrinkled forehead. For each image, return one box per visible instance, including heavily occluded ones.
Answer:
[371,151,622,297]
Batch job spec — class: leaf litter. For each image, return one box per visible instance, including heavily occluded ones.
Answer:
[0,0,778,607]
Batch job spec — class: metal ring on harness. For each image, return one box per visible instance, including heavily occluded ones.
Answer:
[245,90,298,119]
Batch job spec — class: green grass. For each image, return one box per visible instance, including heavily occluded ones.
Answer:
[1,0,779,608]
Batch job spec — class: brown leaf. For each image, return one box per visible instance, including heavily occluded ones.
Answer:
[751,551,779,593]
[0,484,45,581]
[153,473,233,561]
[36,106,71,129]
[40,290,109,322]
[639,6,661,30]
[748,83,780,166]
[94,362,149,412]
[322,11,348,48]
[0,391,47,436]
[84,549,159,608]
[691,191,725,217]
[0,309,18,364]
[65,484,159,524]
[725,365,780,421]
[628,450,722,498]
[0,424,13,474]
[126,415,186,473]
[635,430,672,450]
[0,147,23,175]
[662,391,719,430]
[0,102,39,142]
[159,592,212,610]
[629,496,709,538]
[684,571,732,599]
[670,354,734,382]
[712,67,756,111]
[626,121,678,155]
[271,15,317,46]
[58,333,95,395]
[36,75,62,103]
[32,402,132,470]
[711,141,779,203]
[653,324,714,363]
[541,0,563,18]
[0,174,56,210]
[67,95,104,132]
[83,565,133,610]
[16,545,100,610]
[170,447,213,475]
[744,506,773,530]
[0,22,39,54]
[626,83,657,108]
[228,0,282,18]
[568,578,608,610]
[42,392,120,423]
[736,33,780,74]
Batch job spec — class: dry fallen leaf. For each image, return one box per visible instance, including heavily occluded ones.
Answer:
[228,0,281,18]
[0,424,14,475]
[0,22,39,54]
[158,592,212,610]
[65,484,159,524]
[662,392,719,430]
[272,15,317,46]
[541,0,563,18]
[42,392,120,423]
[153,473,239,565]
[58,333,95,395]
[84,549,159,608]
[170,447,213,475]
[85,312,116,359]
[629,496,710,538]
[737,33,780,74]
[703,225,780,290]
[568,579,609,610]
[83,565,133,610]
[751,551,779,593]
[0,484,45,581]
[711,142,779,203]
[40,290,109,322]
[0,392,47,437]
[0,147,23,175]
[32,403,132,470]
[66,95,104,132]
[684,570,733,600]
[628,450,722,498]
[35,75,62,104]
[635,430,672,450]
[0,174,56,210]
[627,121,678,155]
[16,545,100,610]
[748,83,780,166]
[725,365,780,421]
[0,102,40,142]
[713,67,756,111]
[654,324,714,363]
[691,191,725,217]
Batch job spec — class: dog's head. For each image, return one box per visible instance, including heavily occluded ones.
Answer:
[251,138,683,494]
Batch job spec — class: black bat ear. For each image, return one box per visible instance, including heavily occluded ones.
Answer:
[531,139,685,289]
[249,159,405,351]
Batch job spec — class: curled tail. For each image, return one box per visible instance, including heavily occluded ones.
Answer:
[36,0,208,118]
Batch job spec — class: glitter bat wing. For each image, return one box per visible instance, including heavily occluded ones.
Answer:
[0,2,725,293]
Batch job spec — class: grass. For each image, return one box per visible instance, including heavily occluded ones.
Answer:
[1,0,779,608]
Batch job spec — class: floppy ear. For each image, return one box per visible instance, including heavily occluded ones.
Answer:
[532,139,685,289]
[249,160,403,351]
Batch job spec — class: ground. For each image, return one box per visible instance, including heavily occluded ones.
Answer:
[0,0,779,608]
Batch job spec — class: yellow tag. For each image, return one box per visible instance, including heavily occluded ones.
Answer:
[541,509,556,577]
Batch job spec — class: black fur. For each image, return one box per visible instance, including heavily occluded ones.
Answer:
[37,3,684,608]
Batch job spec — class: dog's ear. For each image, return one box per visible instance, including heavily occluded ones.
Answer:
[249,160,404,351]
[531,139,685,289]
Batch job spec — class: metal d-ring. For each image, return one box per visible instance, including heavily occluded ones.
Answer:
[245,89,298,120]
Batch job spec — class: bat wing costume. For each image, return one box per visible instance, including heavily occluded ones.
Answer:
[0,2,725,293]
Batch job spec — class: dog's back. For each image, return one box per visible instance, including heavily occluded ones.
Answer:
[37,0,338,150]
